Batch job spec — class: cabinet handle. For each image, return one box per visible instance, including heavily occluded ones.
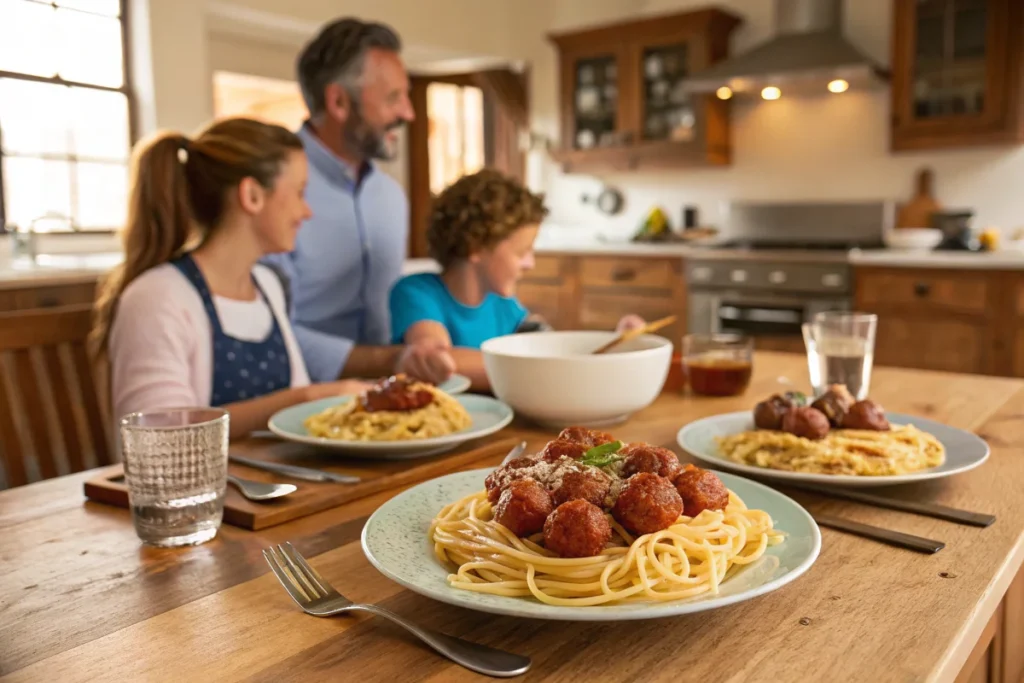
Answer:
[39,297,59,307]
[611,268,637,282]
[914,282,931,297]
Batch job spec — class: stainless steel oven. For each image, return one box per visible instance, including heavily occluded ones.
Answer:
[685,258,852,340]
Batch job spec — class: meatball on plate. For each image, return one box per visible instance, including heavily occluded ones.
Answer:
[362,457,821,620]
[678,402,990,487]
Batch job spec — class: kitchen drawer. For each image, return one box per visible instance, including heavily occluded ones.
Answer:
[856,270,988,316]
[580,257,676,290]
[875,316,987,374]
[10,283,96,311]
[526,255,563,281]
[517,282,569,329]
[578,292,680,342]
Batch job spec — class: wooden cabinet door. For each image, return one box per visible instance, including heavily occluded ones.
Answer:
[557,45,633,154]
[874,315,988,374]
[891,0,1024,150]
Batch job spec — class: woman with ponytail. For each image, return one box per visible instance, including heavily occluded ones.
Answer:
[93,117,370,438]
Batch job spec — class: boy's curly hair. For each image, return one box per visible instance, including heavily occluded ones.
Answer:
[427,169,548,268]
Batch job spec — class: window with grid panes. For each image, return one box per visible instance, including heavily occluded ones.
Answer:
[0,0,132,233]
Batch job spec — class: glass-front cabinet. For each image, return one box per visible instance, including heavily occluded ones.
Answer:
[549,9,741,172]
[891,0,1024,150]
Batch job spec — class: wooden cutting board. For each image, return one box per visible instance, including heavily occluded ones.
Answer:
[896,167,942,229]
[83,436,517,530]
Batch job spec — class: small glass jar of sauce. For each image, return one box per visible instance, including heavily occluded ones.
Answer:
[682,334,753,397]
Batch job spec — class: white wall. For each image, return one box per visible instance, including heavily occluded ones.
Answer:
[537,0,1024,239]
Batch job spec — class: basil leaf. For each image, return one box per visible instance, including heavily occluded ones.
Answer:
[579,440,624,467]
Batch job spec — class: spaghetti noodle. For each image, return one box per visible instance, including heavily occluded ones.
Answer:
[716,424,945,476]
[430,488,783,606]
[304,381,471,441]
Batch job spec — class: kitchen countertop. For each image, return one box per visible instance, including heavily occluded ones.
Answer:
[3,353,1023,682]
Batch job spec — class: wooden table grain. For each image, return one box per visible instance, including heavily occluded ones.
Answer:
[3,353,1024,683]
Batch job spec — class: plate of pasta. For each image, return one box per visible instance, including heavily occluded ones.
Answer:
[361,428,820,620]
[268,375,513,459]
[677,384,990,487]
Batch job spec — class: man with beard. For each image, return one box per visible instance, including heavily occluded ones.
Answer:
[265,18,454,384]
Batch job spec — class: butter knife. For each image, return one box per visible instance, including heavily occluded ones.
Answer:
[229,455,361,484]
[813,514,945,554]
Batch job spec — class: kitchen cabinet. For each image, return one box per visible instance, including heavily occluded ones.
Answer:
[0,280,98,313]
[547,9,741,172]
[854,267,1018,376]
[891,0,1024,151]
[517,253,686,347]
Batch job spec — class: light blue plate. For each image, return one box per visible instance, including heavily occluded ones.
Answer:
[437,374,471,395]
[678,411,991,488]
[267,394,514,460]
[361,468,820,621]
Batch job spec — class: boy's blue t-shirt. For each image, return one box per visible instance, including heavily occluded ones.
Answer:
[389,273,529,349]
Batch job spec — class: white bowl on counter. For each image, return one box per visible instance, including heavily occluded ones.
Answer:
[480,331,673,428]
[882,228,943,251]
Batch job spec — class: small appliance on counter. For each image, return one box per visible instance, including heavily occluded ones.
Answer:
[931,210,980,251]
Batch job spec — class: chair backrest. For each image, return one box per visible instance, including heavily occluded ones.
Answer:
[0,304,114,488]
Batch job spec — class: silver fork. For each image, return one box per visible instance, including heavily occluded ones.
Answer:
[263,542,531,678]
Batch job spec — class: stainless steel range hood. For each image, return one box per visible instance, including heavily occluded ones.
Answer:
[684,0,888,96]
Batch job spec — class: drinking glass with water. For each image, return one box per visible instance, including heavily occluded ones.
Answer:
[120,408,229,547]
[802,312,877,400]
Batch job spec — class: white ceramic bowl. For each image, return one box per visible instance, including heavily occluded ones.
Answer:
[883,228,943,251]
[480,331,673,428]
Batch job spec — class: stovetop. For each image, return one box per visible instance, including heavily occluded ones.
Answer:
[699,239,886,251]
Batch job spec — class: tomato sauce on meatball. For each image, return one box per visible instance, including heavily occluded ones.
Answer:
[556,427,615,448]
[673,465,730,518]
[485,456,537,503]
[543,500,612,558]
[552,467,612,507]
[620,443,682,479]
[493,479,553,537]
[611,472,683,535]
[541,439,589,462]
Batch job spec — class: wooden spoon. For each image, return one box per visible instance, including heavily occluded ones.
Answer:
[592,315,677,355]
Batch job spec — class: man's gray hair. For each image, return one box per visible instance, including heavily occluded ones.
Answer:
[297,18,401,119]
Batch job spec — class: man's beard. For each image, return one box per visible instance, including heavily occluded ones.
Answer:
[343,97,404,161]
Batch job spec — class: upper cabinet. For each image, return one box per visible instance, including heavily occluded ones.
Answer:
[891,0,1024,151]
[548,9,741,173]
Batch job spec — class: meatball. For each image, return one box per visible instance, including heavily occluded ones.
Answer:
[612,472,684,535]
[841,400,891,431]
[541,439,589,462]
[811,384,856,427]
[673,465,730,518]
[753,394,792,430]
[552,467,612,507]
[543,500,612,558]
[485,456,537,503]
[493,479,554,537]
[781,406,831,440]
[359,375,434,412]
[620,443,682,479]
[556,427,615,448]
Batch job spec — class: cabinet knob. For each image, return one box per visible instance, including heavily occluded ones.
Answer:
[611,268,636,282]
[914,282,931,297]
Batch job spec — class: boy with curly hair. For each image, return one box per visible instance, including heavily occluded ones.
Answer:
[389,169,642,390]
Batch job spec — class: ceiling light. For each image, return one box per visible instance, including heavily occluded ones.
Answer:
[761,86,781,100]
[828,79,849,93]
[716,86,733,100]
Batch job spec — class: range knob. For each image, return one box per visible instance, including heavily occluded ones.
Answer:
[822,273,843,287]
[769,270,787,284]
[730,269,748,283]
[691,266,712,281]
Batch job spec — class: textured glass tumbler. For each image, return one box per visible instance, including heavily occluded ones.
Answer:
[120,408,230,547]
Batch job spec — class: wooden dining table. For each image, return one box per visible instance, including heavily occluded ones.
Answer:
[3,352,1024,682]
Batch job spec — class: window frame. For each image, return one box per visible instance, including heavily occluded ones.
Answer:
[0,0,135,235]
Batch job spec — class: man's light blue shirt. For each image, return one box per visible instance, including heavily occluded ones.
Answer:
[264,123,408,382]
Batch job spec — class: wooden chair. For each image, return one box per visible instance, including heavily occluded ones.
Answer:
[0,304,114,489]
